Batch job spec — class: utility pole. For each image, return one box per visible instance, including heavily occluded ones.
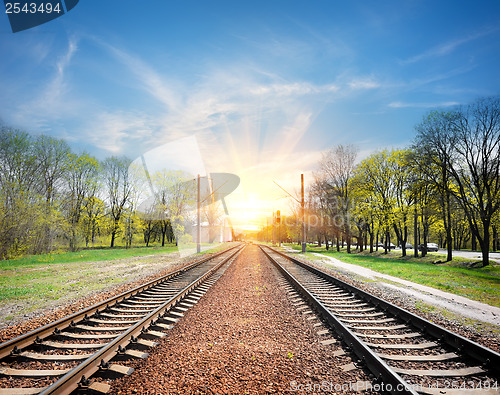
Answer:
[267,217,269,243]
[197,174,201,253]
[414,198,418,257]
[277,210,281,247]
[301,173,306,253]
[272,211,275,245]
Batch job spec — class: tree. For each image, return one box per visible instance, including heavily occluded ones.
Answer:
[387,149,414,256]
[151,170,196,246]
[316,145,358,252]
[352,150,397,254]
[33,135,71,252]
[202,201,224,243]
[64,152,100,250]
[448,97,500,266]
[81,196,105,247]
[0,128,40,258]
[102,156,132,248]
[414,111,457,261]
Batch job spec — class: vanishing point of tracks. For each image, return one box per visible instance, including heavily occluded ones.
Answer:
[261,244,500,394]
[0,244,244,395]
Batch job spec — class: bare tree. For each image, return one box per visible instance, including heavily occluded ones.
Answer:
[448,96,500,266]
[102,156,132,248]
[33,135,70,252]
[202,201,224,243]
[317,145,358,253]
[414,113,456,261]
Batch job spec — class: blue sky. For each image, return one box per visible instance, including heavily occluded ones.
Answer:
[1,1,500,228]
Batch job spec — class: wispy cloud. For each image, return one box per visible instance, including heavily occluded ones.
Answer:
[12,36,79,130]
[348,77,380,90]
[89,42,342,154]
[402,26,499,64]
[98,41,180,112]
[86,111,154,153]
[388,101,460,109]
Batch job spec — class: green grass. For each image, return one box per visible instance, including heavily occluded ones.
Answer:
[0,245,179,270]
[289,244,500,308]
[0,242,236,325]
[0,244,180,318]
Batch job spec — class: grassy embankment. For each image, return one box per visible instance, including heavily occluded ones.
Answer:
[288,244,500,308]
[0,245,185,321]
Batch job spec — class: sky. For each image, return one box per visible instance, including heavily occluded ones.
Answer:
[1,1,500,231]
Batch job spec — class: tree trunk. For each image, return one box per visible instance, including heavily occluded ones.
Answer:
[445,187,453,262]
[414,204,418,257]
[480,220,491,267]
[358,227,363,252]
[110,228,116,248]
[492,225,498,252]
[402,222,408,257]
[369,231,374,253]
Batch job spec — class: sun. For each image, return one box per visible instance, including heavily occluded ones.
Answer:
[229,193,271,232]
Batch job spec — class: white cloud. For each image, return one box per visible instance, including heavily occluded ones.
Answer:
[348,78,380,90]
[402,26,499,64]
[249,82,339,96]
[88,111,153,153]
[388,101,460,109]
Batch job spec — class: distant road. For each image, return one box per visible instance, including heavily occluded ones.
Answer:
[436,249,500,263]
[397,248,500,263]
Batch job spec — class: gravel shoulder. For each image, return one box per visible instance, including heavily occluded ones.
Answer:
[0,249,225,343]
[111,244,376,394]
[312,252,500,327]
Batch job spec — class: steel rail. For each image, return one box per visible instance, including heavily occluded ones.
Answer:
[263,245,500,374]
[259,245,417,395]
[0,244,241,361]
[38,244,245,395]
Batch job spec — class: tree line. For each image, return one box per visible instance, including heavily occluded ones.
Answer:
[258,96,500,267]
[0,128,207,260]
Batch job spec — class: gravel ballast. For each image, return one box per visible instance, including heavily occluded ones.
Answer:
[111,244,374,394]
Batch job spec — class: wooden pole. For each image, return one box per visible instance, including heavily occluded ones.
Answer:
[197,174,201,253]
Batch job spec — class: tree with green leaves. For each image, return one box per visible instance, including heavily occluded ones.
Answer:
[64,152,100,250]
[151,170,196,247]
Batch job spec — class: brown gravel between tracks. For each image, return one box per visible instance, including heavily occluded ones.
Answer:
[111,245,375,395]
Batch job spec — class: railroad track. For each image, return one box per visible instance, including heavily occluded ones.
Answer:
[260,244,500,395]
[0,243,244,395]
